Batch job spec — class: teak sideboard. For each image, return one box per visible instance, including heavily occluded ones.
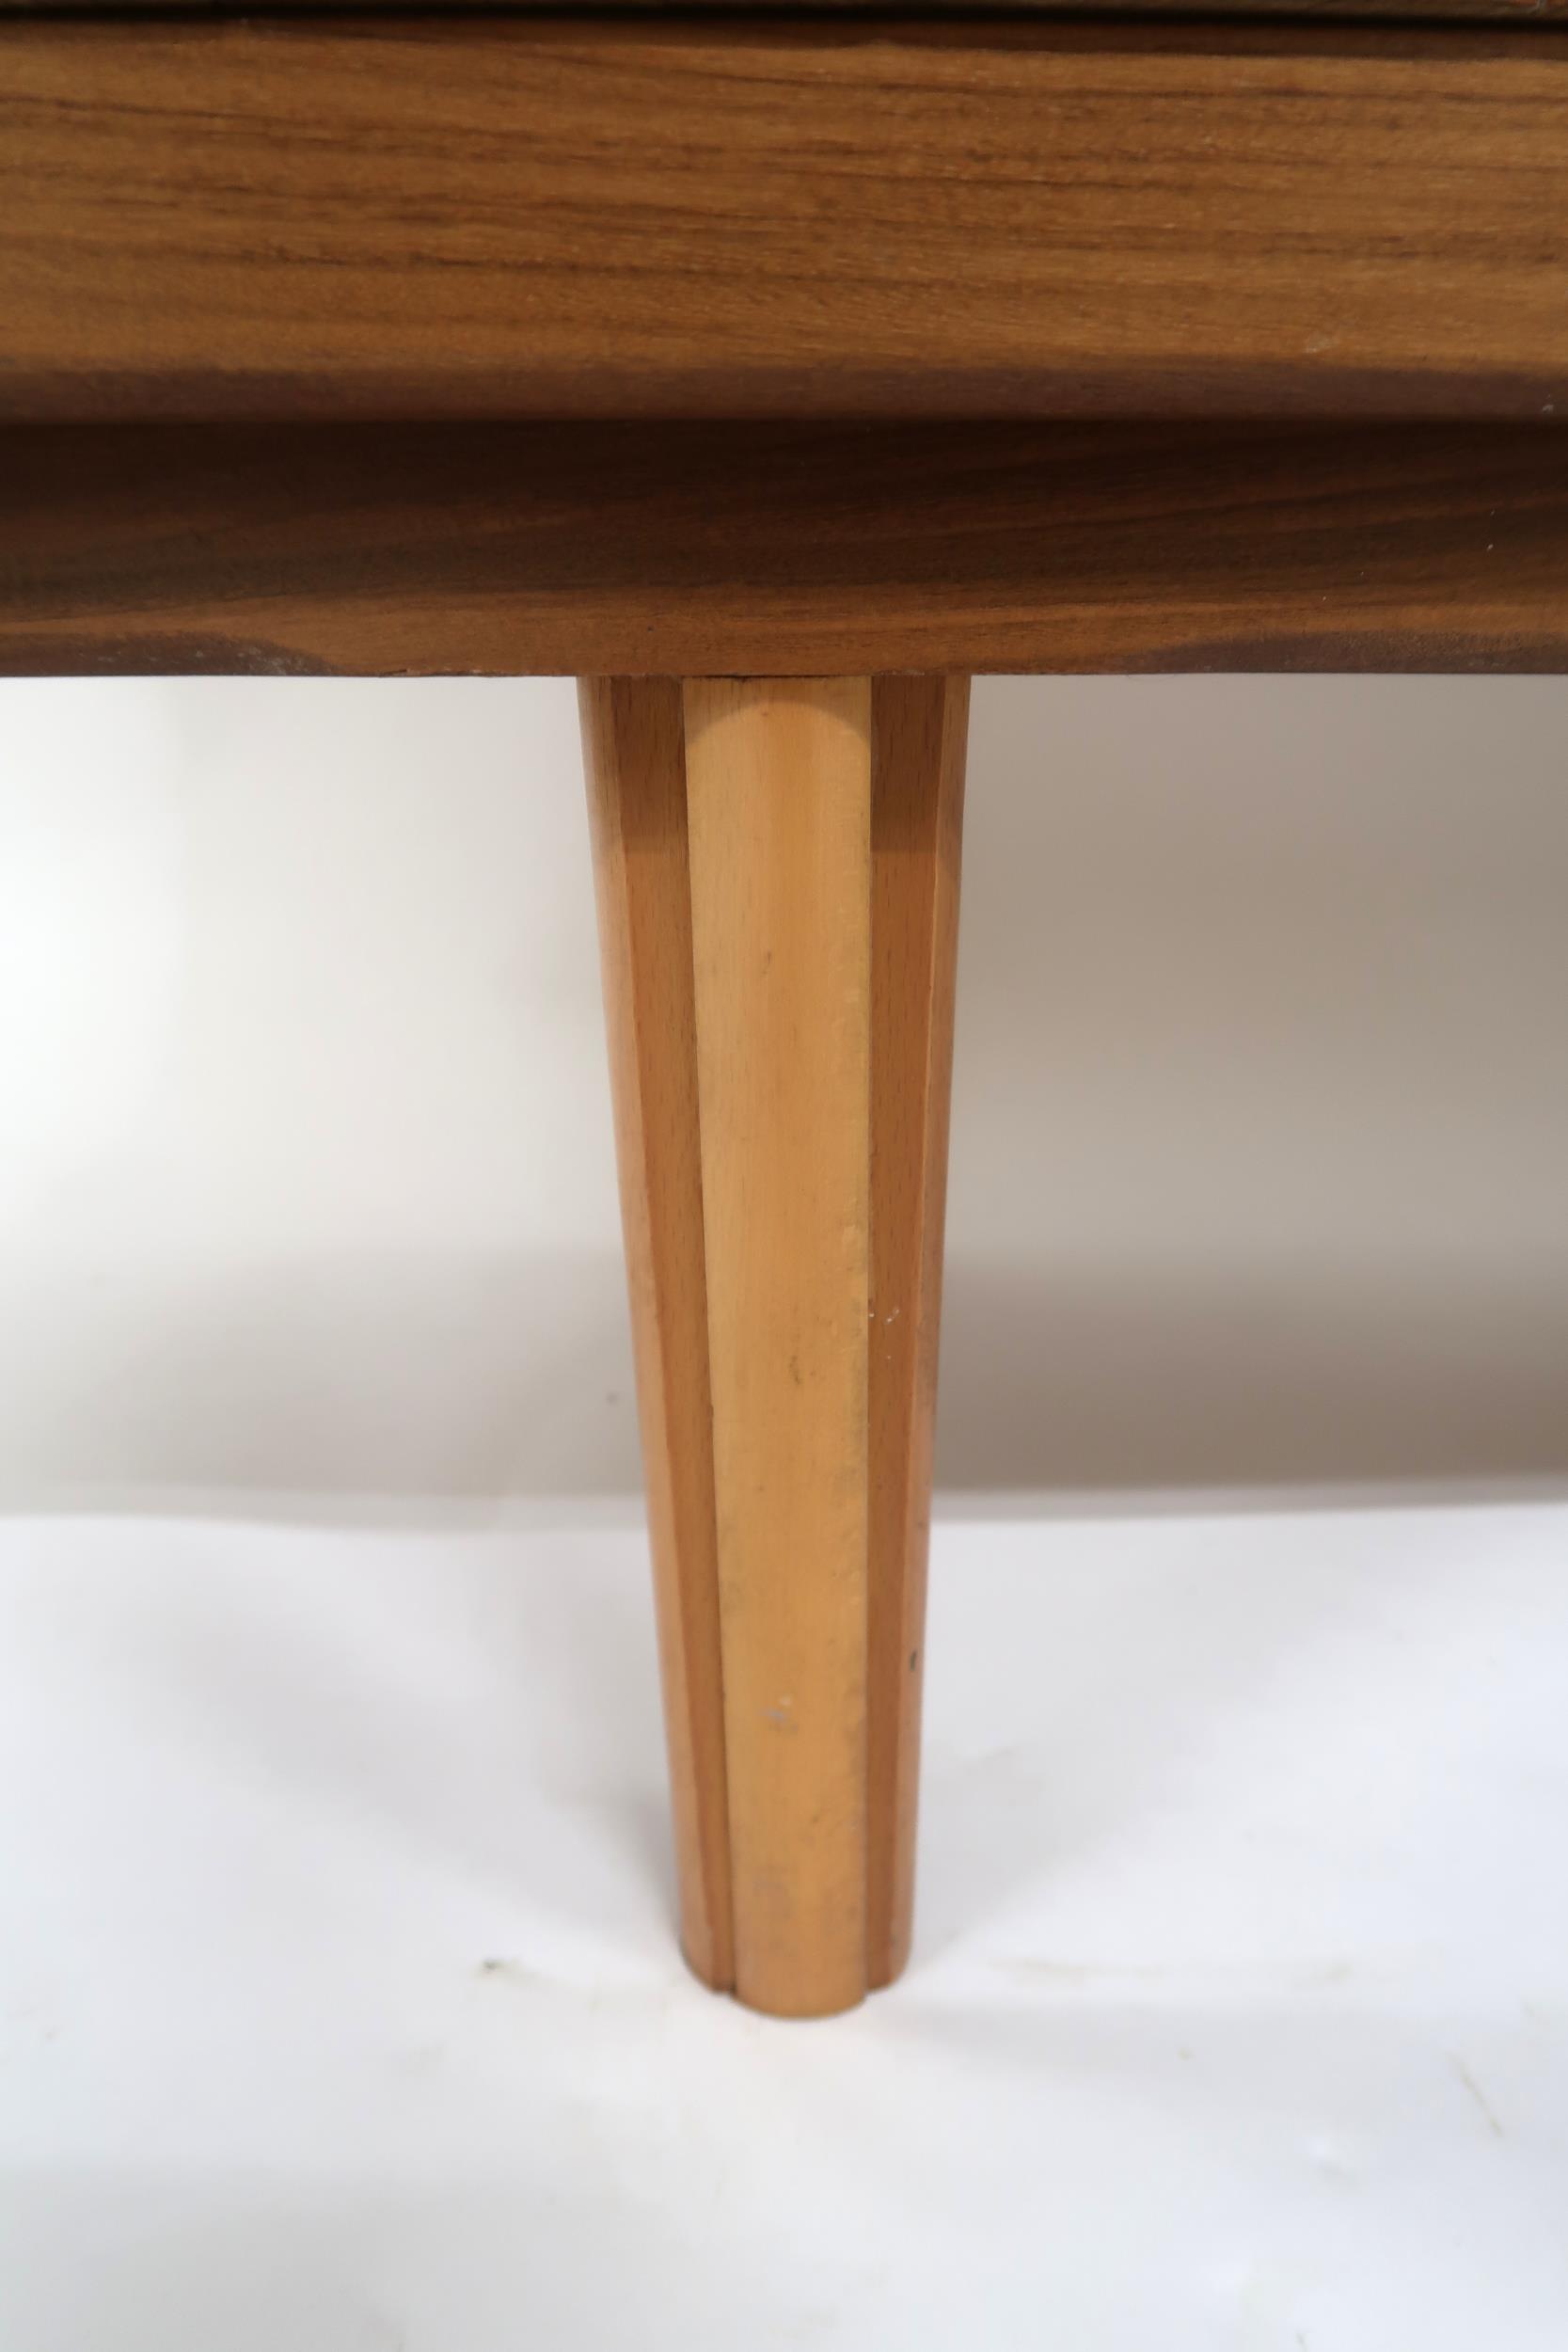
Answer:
[3,0,1565,2013]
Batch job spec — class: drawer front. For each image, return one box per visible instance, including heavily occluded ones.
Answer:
[3,21,1566,422]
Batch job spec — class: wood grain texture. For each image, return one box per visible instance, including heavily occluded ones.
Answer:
[685,678,873,2020]
[6,22,1568,422]
[5,0,1563,18]
[866,676,968,1992]
[580,678,734,1993]
[4,421,1566,679]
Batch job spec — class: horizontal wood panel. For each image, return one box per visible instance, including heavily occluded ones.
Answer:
[3,0,1563,16]
[3,420,1564,675]
[4,24,1568,421]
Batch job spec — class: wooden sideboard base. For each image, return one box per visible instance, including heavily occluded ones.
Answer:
[4,0,1565,2026]
[3,421,1567,680]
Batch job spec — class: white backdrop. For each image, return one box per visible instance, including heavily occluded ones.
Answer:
[4,675,1566,1507]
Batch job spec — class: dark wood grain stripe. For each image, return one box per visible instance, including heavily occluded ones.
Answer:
[3,420,1565,676]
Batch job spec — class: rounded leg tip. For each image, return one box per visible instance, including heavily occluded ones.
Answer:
[732,1979,868,2022]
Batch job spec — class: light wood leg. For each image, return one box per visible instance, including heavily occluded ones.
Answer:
[580,677,735,1991]
[867,675,969,1989]
[685,677,874,2018]
[584,673,968,2019]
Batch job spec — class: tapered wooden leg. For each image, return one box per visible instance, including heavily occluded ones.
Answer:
[584,673,968,2019]
[867,675,969,1989]
[685,678,874,2018]
[580,677,735,1991]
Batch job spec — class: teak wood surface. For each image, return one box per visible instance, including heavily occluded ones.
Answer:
[4,422,1568,680]
[6,23,1568,424]
[6,0,1563,16]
